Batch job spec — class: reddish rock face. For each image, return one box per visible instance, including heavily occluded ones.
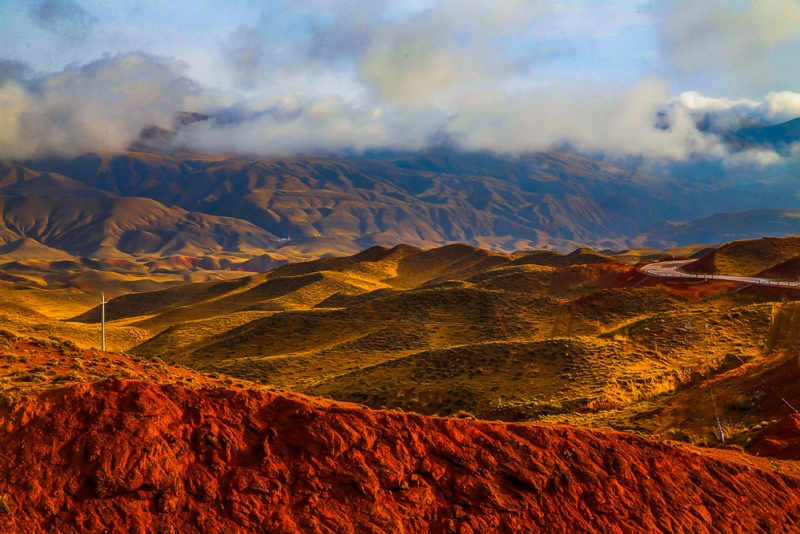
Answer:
[751,414,800,460]
[1,379,800,533]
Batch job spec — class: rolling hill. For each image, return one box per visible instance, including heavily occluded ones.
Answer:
[49,242,800,451]
[684,235,800,277]
[0,164,112,199]
[4,233,800,530]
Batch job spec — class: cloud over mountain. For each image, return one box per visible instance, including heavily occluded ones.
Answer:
[0,54,197,159]
[1,0,800,164]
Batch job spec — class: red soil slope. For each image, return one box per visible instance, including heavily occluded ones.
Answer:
[621,266,745,300]
[750,414,800,460]
[749,355,800,460]
[753,354,800,417]
[758,256,800,280]
[1,379,800,533]
[627,263,800,301]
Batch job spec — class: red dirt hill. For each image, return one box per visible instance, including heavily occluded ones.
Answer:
[1,379,800,533]
[750,414,800,460]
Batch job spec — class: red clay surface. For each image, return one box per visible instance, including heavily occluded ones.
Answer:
[752,354,800,417]
[1,376,800,533]
[626,264,800,301]
[750,414,800,460]
[620,266,744,300]
[749,355,800,460]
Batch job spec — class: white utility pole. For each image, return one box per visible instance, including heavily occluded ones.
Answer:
[101,292,107,351]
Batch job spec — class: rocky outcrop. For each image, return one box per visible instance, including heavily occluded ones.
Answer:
[1,379,799,533]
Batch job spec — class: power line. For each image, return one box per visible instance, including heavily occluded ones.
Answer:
[101,292,107,352]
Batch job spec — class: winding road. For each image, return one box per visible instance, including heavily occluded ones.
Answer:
[640,260,800,288]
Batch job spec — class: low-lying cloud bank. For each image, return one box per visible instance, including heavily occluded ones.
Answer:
[1,52,800,166]
[0,54,197,159]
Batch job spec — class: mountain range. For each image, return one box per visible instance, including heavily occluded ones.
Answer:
[4,129,800,531]
[0,116,799,265]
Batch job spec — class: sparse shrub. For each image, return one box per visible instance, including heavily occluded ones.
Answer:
[454,410,476,420]
[52,371,83,383]
[664,428,693,443]
[0,493,10,514]
[584,395,624,412]
[0,330,17,343]
[56,340,80,353]
[31,337,54,347]
[16,372,47,383]
[724,396,754,413]
[0,391,20,409]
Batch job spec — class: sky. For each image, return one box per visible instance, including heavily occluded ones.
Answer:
[2,0,800,162]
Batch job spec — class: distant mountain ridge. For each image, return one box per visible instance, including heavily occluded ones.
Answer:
[641,208,800,248]
[33,149,672,247]
[4,126,800,260]
[726,117,800,152]
[0,195,277,258]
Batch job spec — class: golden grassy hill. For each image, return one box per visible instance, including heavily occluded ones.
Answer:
[0,238,76,261]
[0,281,149,352]
[684,235,800,277]
[76,243,519,330]
[758,256,800,280]
[11,241,800,452]
[307,300,772,421]
[0,251,256,297]
[113,245,611,373]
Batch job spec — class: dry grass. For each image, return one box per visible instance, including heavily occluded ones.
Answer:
[688,236,800,277]
[5,243,799,447]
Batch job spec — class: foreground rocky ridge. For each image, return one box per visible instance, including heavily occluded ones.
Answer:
[1,357,799,532]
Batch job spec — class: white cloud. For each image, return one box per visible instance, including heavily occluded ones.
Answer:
[443,77,727,161]
[725,148,786,168]
[178,95,446,155]
[676,91,760,113]
[355,0,588,107]
[764,91,800,121]
[3,49,799,167]
[670,90,800,129]
[1,0,800,166]
[0,53,196,159]
[664,0,800,94]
